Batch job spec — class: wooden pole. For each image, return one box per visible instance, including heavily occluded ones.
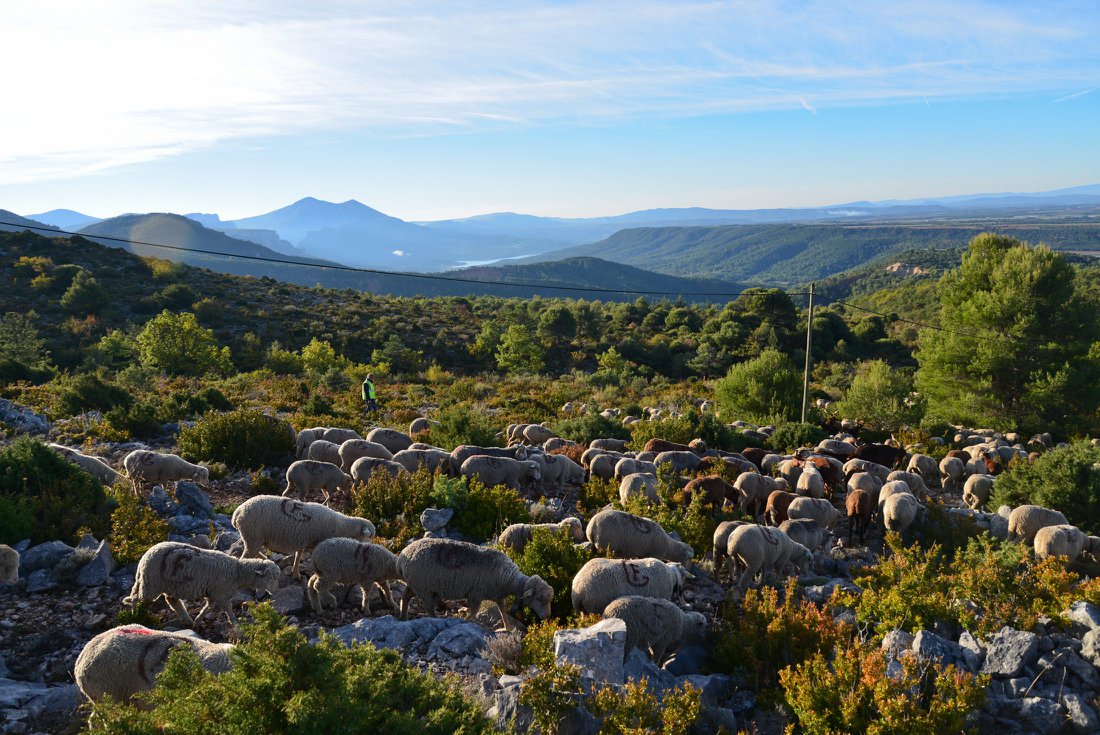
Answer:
[801,282,815,424]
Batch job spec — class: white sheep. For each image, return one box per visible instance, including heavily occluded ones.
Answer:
[47,443,121,486]
[338,439,394,470]
[939,456,965,491]
[1,544,18,584]
[795,465,825,499]
[847,472,882,507]
[962,474,994,510]
[459,455,541,492]
[123,541,280,626]
[614,457,658,480]
[289,450,350,492]
[877,480,913,518]
[522,425,555,445]
[587,453,618,480]
[306,439,343,466]
[906,454,939,486]
[397,537,553,631]
[590,438,630,453]
[775,458,804,489]
[306,538,400,613]
[570,557,689,615]
[712,520,750,566]
[586,509,694,564]
[1007,505,1069,544]
[843,458,891,484]
[1033,525,1090,562]
[886,470,928,499]
[883,492,924,535]
[543,437,579,453]
[231,495,376,579]
[74,626,233,705]
[409,417,433,434]
[449,445,527,475]
[391,448,452,474]
[349,456,409,483]
[532,453,586,492]
[778,519,832,552]
[602,596,708,665]
[786,497,841,529]
[295,426,327,458]
[123,450,208,491]
[726,524,811,589]
[735,473,779,518]
[497,519,585,553]
[581,447,622,468]
[653,451,702,473]
[366,427,413,454]
[321,427,362,445]
[619,473,659,504]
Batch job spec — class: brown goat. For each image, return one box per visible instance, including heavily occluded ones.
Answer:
[682,475,736,508]
[846,488,872,545]
[764,490,799,527]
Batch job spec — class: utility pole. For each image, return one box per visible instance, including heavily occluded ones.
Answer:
[801,282,815,424]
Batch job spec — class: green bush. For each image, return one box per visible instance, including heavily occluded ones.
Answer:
[714,348,802,425]
[590,678,702,735]
[108,486,170,565]
[990,441,1100,534]
[627,410,737,452]
[103,401,162,440]
[60,270,110,314]
[423,404,499,450]
[85,604,492,735]
[449,479,529,541]
[351,470,437,545]
[0,437,112,544]
[135,310,233,377]
[178,409,295,471]
[781,642,987,735]
[504,527,594,620]
[56,373,133,416]
[550,414,630,445]
[0,358,53,384]
[767,422,826,453]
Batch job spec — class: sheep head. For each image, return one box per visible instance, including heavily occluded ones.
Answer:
[518,574,553,620]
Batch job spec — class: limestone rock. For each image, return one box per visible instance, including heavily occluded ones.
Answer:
[75,540,115,588]
[18,541,74,576]
[912,629,978,672]
[420,508,454,533]
[554,618,627,685]
[982,627,1039,678]
[272,585,306,615]
[1063,692,1100,734]
[174,482,215,519]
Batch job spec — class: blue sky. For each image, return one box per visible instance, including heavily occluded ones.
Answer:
[2,1,1098,221]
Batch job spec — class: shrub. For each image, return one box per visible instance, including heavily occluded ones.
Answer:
[550,414,630,445]
[449,480,529,541]
[60,270,110,314]
[85,604,492,734]
[505,527,594,620]
[424,404,500,450]
[834,359,925,433]
[178,409,295,471]
[711,580,851,703]
[990,441,1100,534]
[351,470,437,545]
[589,678,702,735]
[55,373,133,416]
[577,475,618,516]
[102,401,162,440]
[780,643,987,735]
[135,310,233,377]
[0,437,112,544]
[767,422,826,453]
[518,664,587,735]
[627,410,738,452]
[108,486,170,565]
[714,348,802,425]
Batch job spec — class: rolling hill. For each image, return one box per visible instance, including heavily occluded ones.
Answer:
[26,209,101,230]
[0,210,59,235]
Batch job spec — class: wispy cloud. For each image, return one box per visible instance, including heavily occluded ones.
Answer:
[1053,88,1096,103]
[2,0,1099,184]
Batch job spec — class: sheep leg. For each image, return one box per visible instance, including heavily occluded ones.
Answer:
[398,586,414,620]
[192,599,212,625]
[306,577,323,614]
[374,580,397,610]
[291,551,303,580]
[165,596,194,626]
[492,601,514,632]
[464,597,483,622]
[220,599,238,627]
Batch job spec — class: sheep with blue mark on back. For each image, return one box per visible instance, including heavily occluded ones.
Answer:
[570,557,689,615]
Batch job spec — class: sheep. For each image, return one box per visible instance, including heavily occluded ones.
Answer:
[590,438,630,452]
[459,455,541,492]
[786,497,841,529]
[522,425,555,445]
[534,453,586,492]
[886,470,928,500]
[962,474,995,510]
[391,448,452,474]
[570,557,689,615]
[306,538,400,613]
[0,544,18,584]
[779,518,832,552]
[852,443,906,469]
[123,541,280,626]
[1007,505,1069,545]
[349,456,409,484]
[602,596,708,665]
[74,626,233,705]
[847,472,882,507]
[544,437,579,453]
[765,490,800,526]
[497,518,585,553]
[231,496,376,579]
[588,453,618,480]
[815,439,857,459]
[283,460,353,504]
[122,450,208,491]
[882,492,924,535]
[726,524,811,589]
[843,458,891,484]
[338,439,394,470]
[1033,525,1089,562]
[397,537,553,631]
[321,427,362,445]
[876,479,912,515]
[845,488,872,545]
[47,443,121,486]
[643,438,707,456]
[939,456,965,491]
[586,509,694,564]
[449,445,527,475]
[296,427,327,458]
[907,454,939,486]
[775,458,804,489]
[409,417,432,434]
[614,457,658,480]
[306,439,343,466]
[734,473,777,517]
[683,475,737,508]
[712,520,750,567]
[581,447,624,468]
[653,451,702,473]
[795,464,825,499]
[366,427,413,455]
[620,473,659,504]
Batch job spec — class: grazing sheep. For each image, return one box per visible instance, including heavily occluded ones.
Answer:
[845,488,872,545]
[846,472,882,507]
[123,450,208,491]
[619,473,659,504]
[283,460,353,504]
[321,427,362,445]
[614,457,658,480]
[726,525,809,589]
[349,456,409,483]
[523,425,555,445]
[816,439,858,459]
[775,458,805,489]
[765,490,800,527]
[581,447,624,468]
[47,443,121,486]
[643,438,707,456]
[843,458,891,484]
[877,480,912,517]
[459,455,541,492]
[498,518,586,553]
[366,427,413,455]
[397,537,553,631]
[338,439,394,470]
[306,439,343,466]
[603,596,708,665]
[796,465,825,499]
[1033,525,1089,562]
[307,538,399,613]
[391,448,452,474]
[1007,505,1069,544]
[939,456,965,491]
[779,518,832,552]
[409,417,432,434]
[570,557,689,615]
[296,427,327,459]
[653,451,702,473]
[123,542,280,626]
[962,474,994,510]
[586,509,694,563]
[544,437,579,453]
[534,453,586,492]
[588,453,618,480]
[683,475,738,508]
[882,492,924,535]
[735,473,778,517]
[712,520,750,566]
[590,438,630,452]
[231,496,375,579]
[450,445,527,475]
[907,454,939,486]
[1,544,18,584]
[75,626,233,705]
[786,497,841,529]
[886,470,928,500]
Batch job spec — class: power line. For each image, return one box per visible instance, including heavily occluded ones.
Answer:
[821,296,1029,347]
[1,220,810,299]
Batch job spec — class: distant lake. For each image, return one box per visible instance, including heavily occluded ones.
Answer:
[451,254,538,269]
